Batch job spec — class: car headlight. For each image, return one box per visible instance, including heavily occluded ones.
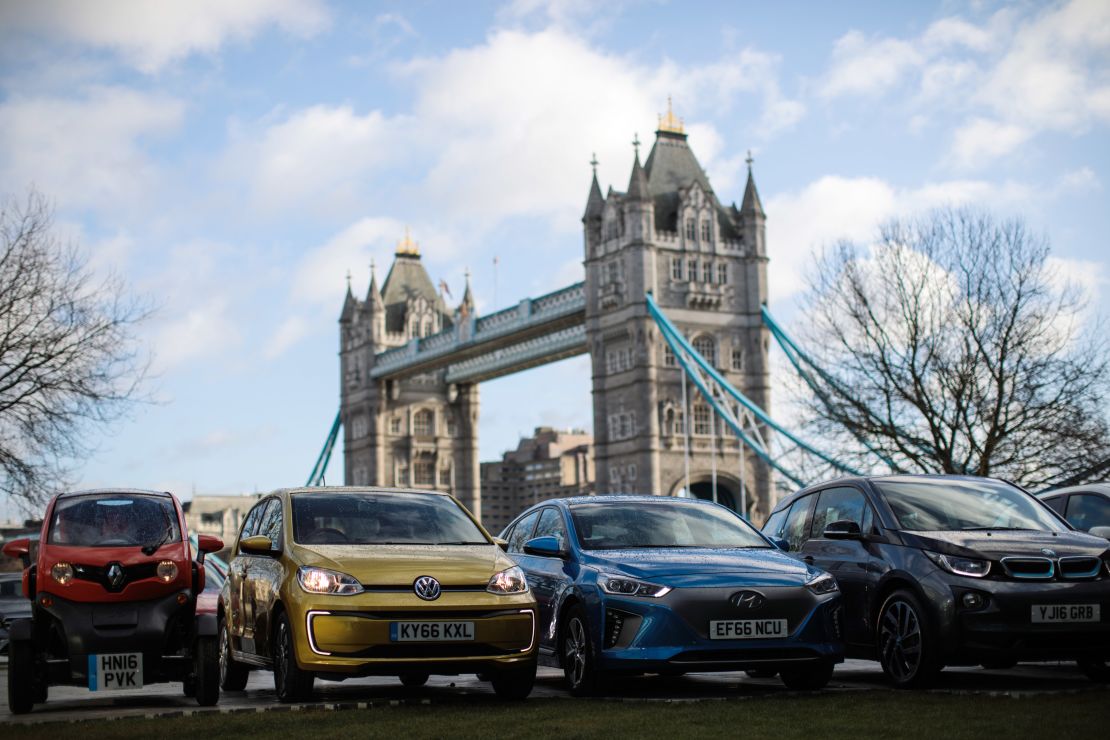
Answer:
[51,562,73,585]
[487,566,529,594]
[297,566,364,595]
[805,572,839,595]
[925,551,990,578]
[598,573,672,598]
[157,560,178,583]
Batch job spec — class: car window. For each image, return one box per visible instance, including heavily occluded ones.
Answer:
[782,495,814,552]
[258,498,283,547]
[762,508,789,537]
[1042,495,1067,516]
[1065,494,1110,531]
[240,501,266,541]
[507,511,540,554]
[532,508,568,551]
[811,487,875,537]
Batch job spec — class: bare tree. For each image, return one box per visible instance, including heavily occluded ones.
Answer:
[796,207,1110,489]
[0,191,150,510]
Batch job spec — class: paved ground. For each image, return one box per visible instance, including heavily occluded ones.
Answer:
[1,657,1104,726]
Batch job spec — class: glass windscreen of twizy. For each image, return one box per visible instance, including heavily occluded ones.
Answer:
[291,492,489,545]
[48,494,181,547]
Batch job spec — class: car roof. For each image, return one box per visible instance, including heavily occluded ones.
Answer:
[269,486,453,497]
[56,488,172,499]
[1039,482,1110,498]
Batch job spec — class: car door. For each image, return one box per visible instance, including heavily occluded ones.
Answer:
[250,497,286,660]
[514,507,571,646]
[1065,493,1110,532]
[799,486,887,647]
[228,500,265,651]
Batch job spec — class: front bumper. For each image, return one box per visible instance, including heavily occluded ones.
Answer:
[941,577,1110,663]
[31,590,196,684]
[288,590,537,676]
[594,585,844,674]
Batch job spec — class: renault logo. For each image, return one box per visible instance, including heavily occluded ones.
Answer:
[414,575,441,601]
[730,590,765,610]
[106,563,125,589]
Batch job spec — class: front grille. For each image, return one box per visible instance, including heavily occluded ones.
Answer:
[999,557,1054,579]
[73,562,158,592]
[1058,557,1102,579]
[668,586,813,638]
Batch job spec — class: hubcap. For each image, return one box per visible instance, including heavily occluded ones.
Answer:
[564,618,587,687]
[879,600,922,681]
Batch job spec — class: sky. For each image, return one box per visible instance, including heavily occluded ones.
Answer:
[0,0,1107,516]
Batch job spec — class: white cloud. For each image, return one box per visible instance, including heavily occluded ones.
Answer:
[1056,166,1101,193]
[0,87,183,210]
[292,217,405,306]
[152,296,240,371]
[0,0,329,73]
[821,30,923,98]
[264,316,311,360]
[949,118,1032,169]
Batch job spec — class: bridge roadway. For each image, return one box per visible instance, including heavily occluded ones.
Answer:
[1,659,1104,726]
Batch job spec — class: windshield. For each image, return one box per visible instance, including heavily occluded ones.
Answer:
[570,501,769,549]
[291,492,489,546]
[873,478,1067,532]
[47,494,181,547]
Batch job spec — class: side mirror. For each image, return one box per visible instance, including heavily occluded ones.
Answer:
[240,535,275,555]
[824,520,863,540]
[2,537,32,568]
[769,536,790,551]
[196,534,223,563]
[1088,525,1110,541]
[523,535,565,558]
[493,537,509,551]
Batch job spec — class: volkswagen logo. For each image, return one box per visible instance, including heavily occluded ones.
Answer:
[413,575,441,601]
[730,590,765,610]
[1041,548,1057,557]
[106,563,125,589]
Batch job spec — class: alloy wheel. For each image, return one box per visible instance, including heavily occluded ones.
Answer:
[218,627,230,686]
[879,599,922,682]
[565,617,587,687]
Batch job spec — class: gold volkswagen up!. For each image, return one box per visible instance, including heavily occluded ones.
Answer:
[218,488,537,701]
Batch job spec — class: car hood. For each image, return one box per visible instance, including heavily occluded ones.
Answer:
[582,547,815,587]
[899,529,1110,559]
[293,543,513,587]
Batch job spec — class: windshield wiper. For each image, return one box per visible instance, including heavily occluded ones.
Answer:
[960,527,1037,532]
[142,507,175,556]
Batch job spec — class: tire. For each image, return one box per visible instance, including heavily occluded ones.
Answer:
[745,669,779,679]
[491,658,537,701]
[399,673,429,688]
[1078,657,1110,683]
[561,604,600,696]
[194,636,220,706]
[183,675,196,697]
[273,612,313,703]
[219,616,250,691]
[876,589,942,689]
[8,640,35,714]
[33,682,48,704]
[780,661,835,690]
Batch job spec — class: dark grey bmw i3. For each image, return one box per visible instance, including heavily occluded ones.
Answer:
[762,474,1110,687]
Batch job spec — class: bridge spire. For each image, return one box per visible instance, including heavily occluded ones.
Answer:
[367,257,383,307]
[396,226,420,257]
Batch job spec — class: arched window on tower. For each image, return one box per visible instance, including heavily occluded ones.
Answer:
[422,319,432,337]
[693,335,717,367]
[413,409,435,436]
[685,217,696,241]
[701,218,711,242]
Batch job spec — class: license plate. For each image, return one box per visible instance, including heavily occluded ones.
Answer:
[709,619,789,639]
[390,621,475,642]
[87,652,142,691]
[1031,604,1100,623]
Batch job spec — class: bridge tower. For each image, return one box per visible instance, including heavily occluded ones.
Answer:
[583,106,773,519]
[338,233,482,518]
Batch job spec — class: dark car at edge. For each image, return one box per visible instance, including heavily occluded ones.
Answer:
[762,474,1110,687]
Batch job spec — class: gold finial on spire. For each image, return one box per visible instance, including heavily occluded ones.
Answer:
[396,225,420,256]
[657,96,684,134]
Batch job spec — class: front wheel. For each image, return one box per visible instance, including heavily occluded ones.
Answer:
[273,612,313,703]
[7,640,35,714]
[491,659,537,700]
[1078,657,1110,683]
[194,636,220,706]
[876,589,941,689]
[780,661,834,690]
[219,617,249,691]
[562,605,599,696]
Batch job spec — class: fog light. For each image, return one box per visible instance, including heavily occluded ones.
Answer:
[176,593,188,605]
[962,592,986,609]
[157,560,178,583]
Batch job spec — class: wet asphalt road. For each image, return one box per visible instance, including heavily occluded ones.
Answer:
[1,658,1105,726]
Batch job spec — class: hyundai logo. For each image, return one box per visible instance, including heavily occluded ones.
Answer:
[730,590,765,610]
[106,563,125,589]
[414,575,441,601]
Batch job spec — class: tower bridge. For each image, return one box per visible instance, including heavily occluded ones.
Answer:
[335,107,775,525]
